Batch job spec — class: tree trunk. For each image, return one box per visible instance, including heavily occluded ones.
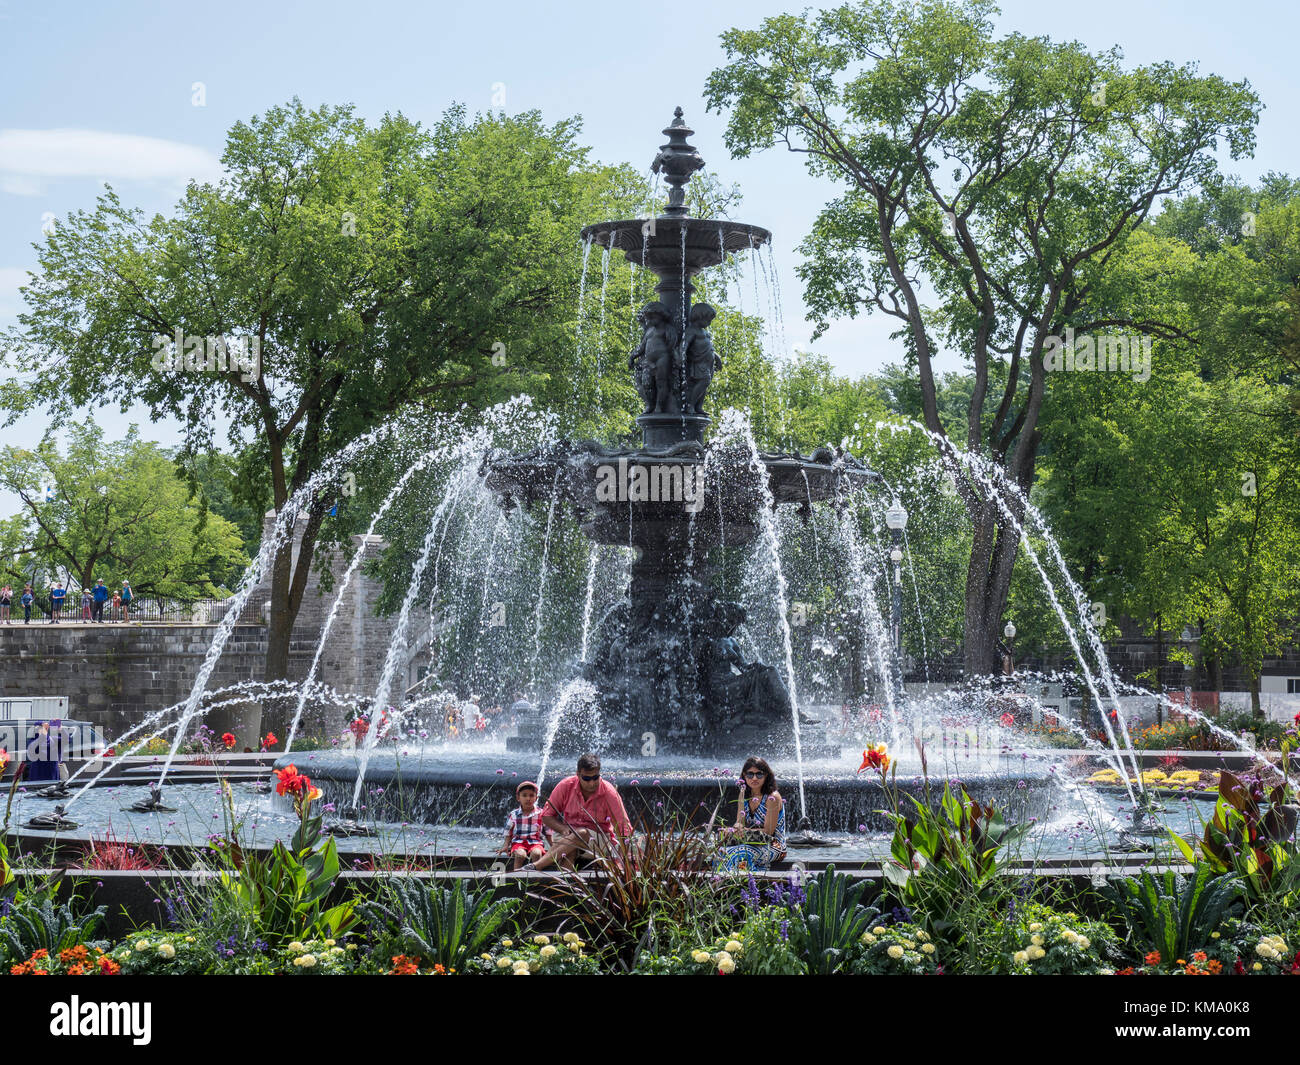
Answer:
[961,497,1023,677]
[1250,670,1263,719]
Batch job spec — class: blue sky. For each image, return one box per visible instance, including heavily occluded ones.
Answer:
[1,0,1296,505]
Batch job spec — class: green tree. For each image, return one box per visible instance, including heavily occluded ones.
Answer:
[2,99,644,679]
[704,0,1259,673]
[0,421,247,599]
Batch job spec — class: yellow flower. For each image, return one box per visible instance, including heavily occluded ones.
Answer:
[1210,931,1221,940]
[184,937,195,944]
[1028,923,1043,933]
[496,957,513,969]
[713,950,733,966]
[725,940,743,954]
[1030,935,1044,946]
[325,939,336,947]
[156,943,176,960]
[513,968,530,975]
[540,945,557,959]
[915,930,930,942]
[861,933,877,945]
[1253,962,1263,971]
[501,939,513,948]
[480,953,493,961]
[718,956,736,974]
[873,926,887,935]
[692,950,711,964]
[298,954,317,968]
[1029,946,1045,960]
[921,943,935,955]
[134,940,150,952]
[513,960,529,972]
[533,934,550,946]
[568,943,582,954]
[1078,937,1091,950]
[1013,951,1029,965]
[563,932,580,944]
[287,941,305,954]
[887,945,904,959]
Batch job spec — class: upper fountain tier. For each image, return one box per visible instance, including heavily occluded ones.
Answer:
[581,106,771,280]
[582,108,774,449]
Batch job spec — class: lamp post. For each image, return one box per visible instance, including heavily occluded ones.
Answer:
[884,500,907,702]
[1003,620,1016,676]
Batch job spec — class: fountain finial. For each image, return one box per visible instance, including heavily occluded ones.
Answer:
[652,107,704,217]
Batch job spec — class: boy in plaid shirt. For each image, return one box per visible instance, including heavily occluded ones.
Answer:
[499,780,548,869]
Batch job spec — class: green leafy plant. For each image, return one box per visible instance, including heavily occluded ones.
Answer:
[847,920,941,975]
[361,878,520,973]
[792,864,878,974]
[1171,765,1300,907]
[1102,867,1242,962]
[0,893,107,966]
[735,906,805,975]
[882,772,1031,934]
[209,776,358,947]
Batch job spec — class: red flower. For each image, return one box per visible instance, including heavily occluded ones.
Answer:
[221,732,236,750]
[999,712,1015,728]
[263,731,278,750]
[0,747,8,770]
[274,764,305,797]
[1234,957,1247,975]
[1144,950,1161,965]
[98,956,121,975]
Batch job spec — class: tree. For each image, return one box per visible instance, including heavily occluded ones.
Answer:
[0,421,247,598]
[704,0,1259,673]
[2,99,644,680]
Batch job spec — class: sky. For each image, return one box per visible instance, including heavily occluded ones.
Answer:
[1,0,1297,516]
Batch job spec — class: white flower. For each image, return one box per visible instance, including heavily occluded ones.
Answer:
[915,930,930,942]
[287,941,305,954]
[713,950,733,966]
[887,945,904,959]
[1078,936,1091,950]
[861,933,877,945]
[540,945,558,959]
[533,934,550,946]
[718,956,736,974]
[1028,922,1043,932]
[513,967,530,975]
[725,940,743,954]
[134,940,150,952]
[496,957,513,969]
[1028,946,1045,960]
[156,943,175,959]
[692,950,711,964]
[563,933,580,944]
[298,954,317,968]
[1013,951,1029,965]
[1030,934,1044,946]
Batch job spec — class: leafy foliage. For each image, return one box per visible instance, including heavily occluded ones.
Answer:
[792,864,879,974]
[360,878,519,973]
[1101,867,1242,961]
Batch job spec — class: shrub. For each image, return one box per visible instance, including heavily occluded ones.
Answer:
[360,878,519,973]
[476,932,600,975]
[847,921,941,975]
[992,903,1120,975]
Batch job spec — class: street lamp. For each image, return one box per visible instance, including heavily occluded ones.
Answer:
[1002,620,1016,678]
[884,501,907,702]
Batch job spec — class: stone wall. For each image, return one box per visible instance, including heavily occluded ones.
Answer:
[0,513,412,744]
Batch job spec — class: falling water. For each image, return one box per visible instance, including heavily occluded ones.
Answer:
[537,677,599,787]
[579,543,598,661]
[528,470,563,685]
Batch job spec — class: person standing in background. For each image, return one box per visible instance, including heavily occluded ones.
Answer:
[80,586,92,621]
[50,580,66,623]
[111,587,122,621]
[20,584,34,623]
[120,579,133,622]
[91,578,108,623]
[0,584,11,624]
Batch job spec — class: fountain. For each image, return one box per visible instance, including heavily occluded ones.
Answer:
[486,108,880,759]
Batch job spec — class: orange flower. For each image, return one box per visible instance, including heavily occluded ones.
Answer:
[59,945,90,964]
[388,954,420,975]
[1144,950,1161,965]
[1206,959,1223,974]
[857,744,890,773]
[98,956,121,975]
[1192,951,1207,963]
[274,764,304,796]
[221,732,236,749]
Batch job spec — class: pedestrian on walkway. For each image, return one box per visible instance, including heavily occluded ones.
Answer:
[120,580,133,623]
[91,578,109,623]
[50,580,66,623]
[20,584,33,623]
[0,584,11,624]
[80,587,92,621]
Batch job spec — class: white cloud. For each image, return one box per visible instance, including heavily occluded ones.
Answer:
[0,129,222,191]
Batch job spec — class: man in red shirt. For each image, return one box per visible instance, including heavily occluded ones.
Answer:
[530,752,633,871]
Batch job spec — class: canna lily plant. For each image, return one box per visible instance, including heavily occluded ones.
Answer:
[208,770,357,947]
